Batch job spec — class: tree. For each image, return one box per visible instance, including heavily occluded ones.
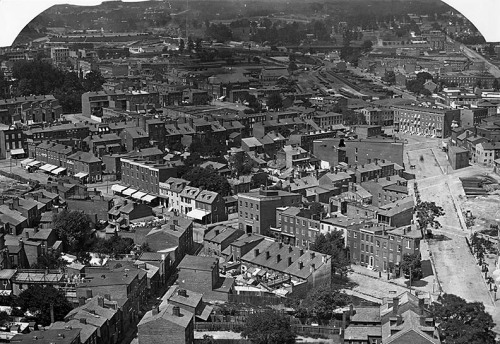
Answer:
[184,166,231,196]
[415,201,444,233]
[310,231,350,277]
[361,40,373,52]
[91,236,135,258]
[30,250,68,269]
[266,93,283,111]
[18,286,73,326]
[400,253,423,281]
[53,210,93,263]
[82,70,105,92]
[382,70,396,84]
[251,172,272,189]
[229,153,254,176]
[431,293,496,344]
[242,310,296,344]
[297,284,350,323]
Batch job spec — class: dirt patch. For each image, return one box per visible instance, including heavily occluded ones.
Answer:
[461,195,500,231]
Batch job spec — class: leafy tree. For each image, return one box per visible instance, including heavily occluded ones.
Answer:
[184,166,231,196]
[201,335,216,344]
[53,210,93,263]
[18,286,73,326]
[266,93,283,111]
[361,40,373,52]
[400,253,423,281]
[30,250,68,269]
[242,310,296,344]
[415,201,444,232]
[310,231,350,277]
[431,293,496,344]
[251,172,272,189]
[297,284,350,322]
[91,236,135,258]
[82,70,105,92]
[382,71,396,84]
[229,153,254,176]
[0,311,9,326]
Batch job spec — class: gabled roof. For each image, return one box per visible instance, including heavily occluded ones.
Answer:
[178,255,217,271]
[138,303,193,328]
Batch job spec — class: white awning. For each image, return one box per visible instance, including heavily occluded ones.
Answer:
[51,167,66,175]
[122,188,138,196]
[132,191,147,200]
[40,164,58,172]
[10,148,25,155]
[186,209,211,220]
[27,160,41,167]
[141,194,157,203]
[20,158,34,167]
[111,184,127,193]
[74,172,89,178]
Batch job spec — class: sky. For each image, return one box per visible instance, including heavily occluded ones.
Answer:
[0,0,498,47]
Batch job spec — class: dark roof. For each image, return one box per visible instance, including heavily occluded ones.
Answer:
[11,329,81,344]
[178,255,217,271]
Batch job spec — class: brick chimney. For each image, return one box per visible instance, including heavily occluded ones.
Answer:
[254,249,260,257]
[172,306,181,317]
[97,296,104,308]
[178,289,187,297]
[276,254,281,263]
[288,257,292,266]
[152,305,159,315]
[80,318,87,325]
[392,297,399,316]
[298,261,304,269]
[266,251,270,259]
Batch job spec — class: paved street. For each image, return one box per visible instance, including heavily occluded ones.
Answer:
[400,132,500,331]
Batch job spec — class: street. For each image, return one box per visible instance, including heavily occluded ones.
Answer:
[402,132,500,332]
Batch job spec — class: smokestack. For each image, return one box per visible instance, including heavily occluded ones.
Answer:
[152,305,159,315]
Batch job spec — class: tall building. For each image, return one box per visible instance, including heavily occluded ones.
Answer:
[237,188,302,235]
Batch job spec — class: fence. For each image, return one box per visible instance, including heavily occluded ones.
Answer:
[291,324,341,338]
[194,339,250,344]
[227,294,285,306]
[195,322,245,332]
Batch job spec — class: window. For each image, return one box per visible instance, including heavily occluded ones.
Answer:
[397,245,401,252]
[406,240,411,249]
[389,235,394,240]
[302,220,306,226]
[361,233,365,241]
[256,204,259,210]
[354,232,358,238]
[245,202,248,207]
[376,240,380,247]
[245,212,248,218]
[361,243,364,251]
[354,242,357,248]
[284,217,288,223]
[256,215,259,220]
[250,203,253,209]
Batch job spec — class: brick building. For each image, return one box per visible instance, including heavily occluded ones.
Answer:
[0,95,62,124]
[393,104,460,138]
[346,223,421,274]
[121,158,177,195]
[237,188,302,236]
[138,304,194,344]
[177,255,234,302]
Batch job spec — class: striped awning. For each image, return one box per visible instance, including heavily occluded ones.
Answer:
[122,188,138,196]
[111,184,127,193]
[132,191,147,200]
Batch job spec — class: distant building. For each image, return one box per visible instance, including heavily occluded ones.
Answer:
[138,304,194,344]
[447,146,469,170]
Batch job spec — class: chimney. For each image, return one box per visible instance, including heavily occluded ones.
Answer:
[299,248,304,256]
[310,252,315,259]
[298,261,304,269]
[278,242,283,249]
[349,304,354,317]
[104,294,111,301]
[418,298,425,314]
[288,245,293,253]
[152,305,159,316]
[172,306,181,317]
[254,249,260,257]
[392,297,399,316]
[170,224,176,231]
[78,297,86,306]
[276,254,281,263]
[25,231,29,239]
[173,219,178,226]
[288,257,292,266]
[178,289,187,297]
[368,158,371,164]
[310,263,316,271]
[79,318,87,325]
[266,251,270,260]
[97,296,105,308]
[215,229,220,236]
[86,289,92,298]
